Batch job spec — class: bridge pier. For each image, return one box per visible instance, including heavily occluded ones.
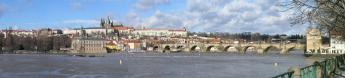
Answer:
[239,47,247,53]
[280,49,289,54]
[183,48,191,53]
[257,49,265,54]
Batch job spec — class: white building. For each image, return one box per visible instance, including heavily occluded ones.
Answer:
[132,28,187,37]
[63,27,113,35]
[306,28,345,54]
[330,31,345,54]
[0,30,35,37]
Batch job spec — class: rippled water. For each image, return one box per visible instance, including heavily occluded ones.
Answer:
[0,51,322,78]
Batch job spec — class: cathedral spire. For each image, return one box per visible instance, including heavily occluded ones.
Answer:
[107,16,112,25]
[100,18,105,28]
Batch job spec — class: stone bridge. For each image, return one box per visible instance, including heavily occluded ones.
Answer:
[148,43,305,54]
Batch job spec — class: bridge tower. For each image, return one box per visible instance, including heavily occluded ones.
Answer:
[306,28,322,53]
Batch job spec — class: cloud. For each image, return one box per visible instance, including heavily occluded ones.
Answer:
[143,11,185,28]
[134,0,170,10]
[126,0,305,34]
[124,11,142,26]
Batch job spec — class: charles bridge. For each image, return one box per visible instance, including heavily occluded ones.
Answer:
[147,42,306,54]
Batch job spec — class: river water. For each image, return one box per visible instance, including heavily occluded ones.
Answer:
[0,51,324,78]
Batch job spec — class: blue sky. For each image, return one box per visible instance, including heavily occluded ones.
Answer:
[0,0,307,34]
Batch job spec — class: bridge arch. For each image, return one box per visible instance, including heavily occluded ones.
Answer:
[224,45,238,52]
[206,45,217,52]
[242,46,257,53]
[282,46,305,54]
[153,46,159,51]
[190,45,201,52]
[176,45,184,52]
[262,46,280,54]
[163,46,171,53]
[177,45,184,49]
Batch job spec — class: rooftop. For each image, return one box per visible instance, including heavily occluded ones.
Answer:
[112,26,133,30]
[135,28,186,31]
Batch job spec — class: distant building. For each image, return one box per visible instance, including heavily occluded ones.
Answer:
[38,28,54,36]
[70,37,108,53]
[123,39,141,50]
[330,31,345,54]
[112,26,134,39]
[0,30,34,37]
[63,27,113,35]
[62,29,77,35]
[113,26,133,34]
[132,27,187,37]
[306,28,322,53]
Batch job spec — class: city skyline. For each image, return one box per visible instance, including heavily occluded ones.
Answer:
[0,0,306,34]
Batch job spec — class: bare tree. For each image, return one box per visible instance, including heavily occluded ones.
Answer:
[52,35,72,51]
[284,0,345,39]
[4,30,15,53]
[0,33,3,53]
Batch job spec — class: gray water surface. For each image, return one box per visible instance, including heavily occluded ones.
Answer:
[0,52,321,78]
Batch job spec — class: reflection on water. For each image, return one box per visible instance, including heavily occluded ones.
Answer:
[0,51,323,78]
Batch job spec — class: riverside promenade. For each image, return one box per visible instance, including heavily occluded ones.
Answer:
[272,54,345,78]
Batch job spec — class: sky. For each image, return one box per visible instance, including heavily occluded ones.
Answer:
[0,0,307,34]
